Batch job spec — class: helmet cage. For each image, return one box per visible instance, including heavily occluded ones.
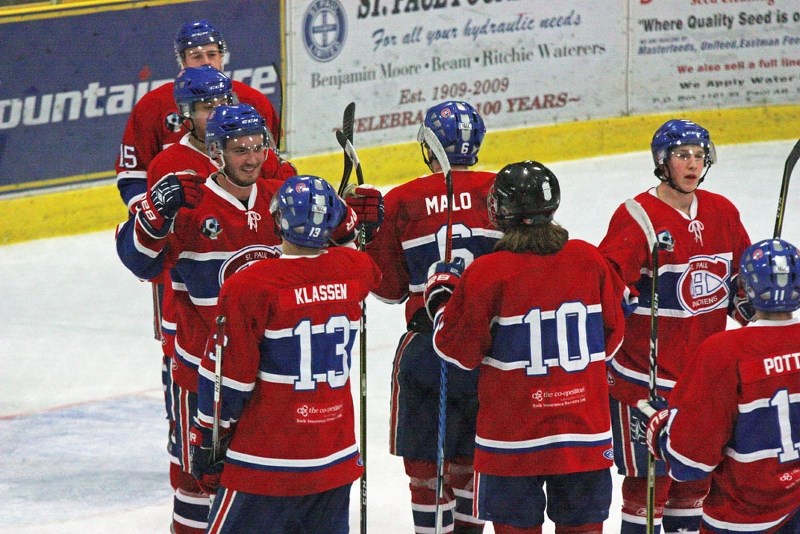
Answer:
[269,176,344,248]
[739,239,800,313]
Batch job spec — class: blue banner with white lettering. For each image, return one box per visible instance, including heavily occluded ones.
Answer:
[0,0,281,194]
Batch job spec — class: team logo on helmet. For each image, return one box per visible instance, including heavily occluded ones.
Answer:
[218,245,281,286]
[201,217,222,240]
[677,255,731,315]
[302,0,347,62]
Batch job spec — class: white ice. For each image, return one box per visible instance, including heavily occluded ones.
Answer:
[1,141,798,533]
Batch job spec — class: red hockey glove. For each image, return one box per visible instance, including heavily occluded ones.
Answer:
[330,202,359,247]
[730,275,756,325]
[636,398,670,461]
[189,424,227,494]
[424,258,466,321]
[139,171,205,236]
[343,184,384,243]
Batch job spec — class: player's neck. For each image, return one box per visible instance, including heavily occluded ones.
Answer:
[215,172,253,202]
[656,182,694,215]
[755,310,794,321]
[188,134,206,153]
[281,241,324,256]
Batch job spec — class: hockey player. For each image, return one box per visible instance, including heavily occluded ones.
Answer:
[365,100,499,533]
[117,103,282,533]
[117,103,379,532]
[148,69,293,532]
[115,19,280,211]
[428,161,626,534]
[598,119,752,534]
[189,175,382,533]
[639,238,800,533]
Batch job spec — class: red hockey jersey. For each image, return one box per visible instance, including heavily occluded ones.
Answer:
[599,189,750,406]
[366,170,501,323]
[433,241,626,476]
[196,248,381,496]
[116,80,279,208]
[124,177,283,391]
[661,318,800,531]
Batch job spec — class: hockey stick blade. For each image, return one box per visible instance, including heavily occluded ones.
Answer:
[336,130,365,187]
[774,138,800,239]
[271,62,284,153]
[419,126,452,178]
[338,103,356,196]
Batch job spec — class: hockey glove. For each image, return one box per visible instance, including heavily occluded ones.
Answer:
[139,171,205,236]
[330,202,359,247]
[189,424,227,494]
[424,258,466,321]
[343,184,384,243]
[730,276,756,325]
[636,398,670,461]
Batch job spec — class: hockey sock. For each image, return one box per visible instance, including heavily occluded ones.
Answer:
[404,458,455,532]
[450,457,485,532]
[172,488,210,534]
[620,475,671,534]
[663,478,708,534]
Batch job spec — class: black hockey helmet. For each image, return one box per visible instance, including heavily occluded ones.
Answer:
[488,160,560,231]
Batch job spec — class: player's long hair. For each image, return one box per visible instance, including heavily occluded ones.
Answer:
[494,222,568,255]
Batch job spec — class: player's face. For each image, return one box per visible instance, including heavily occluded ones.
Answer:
[182,44,224,70]
[190,97,230,140]
[223,134,267,187]
[665,144,707,192]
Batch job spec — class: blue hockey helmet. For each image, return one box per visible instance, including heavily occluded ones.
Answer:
[270,175,345,248]
[488,160,560,230]
[205,104,270,159]
[174,19,228,62]
[651,119,717,168]
[419,101,486,167]
[739,238,800,313]
[173,65,232,118]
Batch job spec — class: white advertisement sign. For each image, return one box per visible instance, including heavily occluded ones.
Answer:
[629,0,800,113]
[286,0,627,156]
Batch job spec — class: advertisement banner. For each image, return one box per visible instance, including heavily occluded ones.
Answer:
[629,0,800,113]
[286,0,628,156]
[0,0,281,193]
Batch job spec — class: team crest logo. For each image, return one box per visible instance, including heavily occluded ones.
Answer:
[677,255,731,315]
[201,217,222,240]
[302,0,347,62]
[218,245,281,286]
[165,111,183,132]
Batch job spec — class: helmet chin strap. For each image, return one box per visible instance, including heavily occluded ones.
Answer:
[656,164,711,195]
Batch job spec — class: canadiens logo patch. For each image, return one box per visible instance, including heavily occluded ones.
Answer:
[201,217,222,239]
[676,254,730,315]
[165,111,183,132]
[218,245,281,286]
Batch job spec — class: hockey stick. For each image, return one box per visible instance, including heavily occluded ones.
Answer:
[211,315,226,463]
[337,102,356,196]
[624,199,674,534]
[773,138,800,239]
[271,62,283,154]
[335,128,368,534]
[419,125,453,534]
